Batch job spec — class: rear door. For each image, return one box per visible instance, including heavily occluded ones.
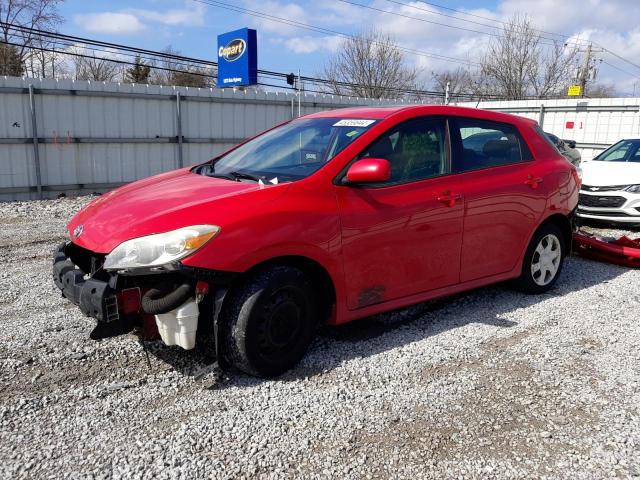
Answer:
[335,116,465,310]
[450,117,548,283]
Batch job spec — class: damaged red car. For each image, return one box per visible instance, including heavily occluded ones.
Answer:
[53,105,580,377]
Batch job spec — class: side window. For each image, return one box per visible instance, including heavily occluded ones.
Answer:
[359,117,448,184]
[453,119,531,173]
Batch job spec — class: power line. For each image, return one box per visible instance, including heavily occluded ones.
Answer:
[2,22,587,100]
[337,0,510,40]
[376,0,640,76]
[380,0,589,45]
[2,21,497,99]
[189,0,478,67]
[340,0,593,50]
[336,0,640,84]
[598,47,640,73]
[601,60,640,82]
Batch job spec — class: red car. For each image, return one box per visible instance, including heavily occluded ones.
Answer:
[53,105,580,377]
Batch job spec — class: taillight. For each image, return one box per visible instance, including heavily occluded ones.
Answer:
[571,166,582,187]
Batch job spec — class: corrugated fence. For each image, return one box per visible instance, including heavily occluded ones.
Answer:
[458,97,640,162]
[0,77,410,201]
[2,76,640,201]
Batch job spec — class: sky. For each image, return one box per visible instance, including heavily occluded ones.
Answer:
[58,0,640,94]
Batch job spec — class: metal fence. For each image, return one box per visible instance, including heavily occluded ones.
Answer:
[3,76,639,201]
[458,97,640,162]
[0,77,413,201]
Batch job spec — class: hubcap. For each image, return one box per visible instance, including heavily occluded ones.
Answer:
[531,234,562,286]
[256,287,305,357]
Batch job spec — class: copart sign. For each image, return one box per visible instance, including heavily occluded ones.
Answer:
[217,28,257,88]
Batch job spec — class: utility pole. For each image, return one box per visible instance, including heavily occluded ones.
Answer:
[579,43,592,98]
[445,81,450,105]
[576,43,603,98]
[297,69,301,117]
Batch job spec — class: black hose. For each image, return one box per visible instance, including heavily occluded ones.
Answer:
[141,283,194,315]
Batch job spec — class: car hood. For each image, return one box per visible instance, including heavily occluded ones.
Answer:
[68,168,288,253]
[581,161,640,186]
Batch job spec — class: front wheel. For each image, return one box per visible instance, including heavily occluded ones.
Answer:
[514,224,566,294]
[221,266,318,377]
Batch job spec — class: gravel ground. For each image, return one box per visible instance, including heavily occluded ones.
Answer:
[1,197,639,479]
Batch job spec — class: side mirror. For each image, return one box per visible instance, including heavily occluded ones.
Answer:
[345,158,391,184]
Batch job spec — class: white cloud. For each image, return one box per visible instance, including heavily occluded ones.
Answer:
[74,2,207,35]
[130,3,207,27]
[74,13,145,35]
[280,35,343,54]
[242,0,308,35]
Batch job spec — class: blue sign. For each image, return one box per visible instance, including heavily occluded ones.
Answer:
[217,28,257,88]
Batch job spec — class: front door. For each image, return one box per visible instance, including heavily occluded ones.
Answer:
[335,117,465,310]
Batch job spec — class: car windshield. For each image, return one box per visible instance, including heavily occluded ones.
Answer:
[595,139,640,162]
[196,118,377,182]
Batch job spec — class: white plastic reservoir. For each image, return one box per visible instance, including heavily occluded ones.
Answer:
[155,299,199,350]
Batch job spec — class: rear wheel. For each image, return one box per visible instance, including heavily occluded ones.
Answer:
[514,223,566,294]
[221,266,318,377]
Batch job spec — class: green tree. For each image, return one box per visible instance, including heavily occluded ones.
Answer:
[125,55,151,83]
[0,41,24,76]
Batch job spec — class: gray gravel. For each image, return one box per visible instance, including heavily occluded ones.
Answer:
[1,196,639,479]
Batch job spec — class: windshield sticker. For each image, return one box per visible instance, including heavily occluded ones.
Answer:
[333,119,376,127]
[346,130,359,138]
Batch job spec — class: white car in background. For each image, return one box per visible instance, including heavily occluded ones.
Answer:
[578,139,640,224]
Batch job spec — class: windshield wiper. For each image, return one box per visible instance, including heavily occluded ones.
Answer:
[228,171,265,183]
[198,165,266,183]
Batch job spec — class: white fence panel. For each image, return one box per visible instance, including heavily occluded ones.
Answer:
[459,97,640,162]
[0,77,408,201]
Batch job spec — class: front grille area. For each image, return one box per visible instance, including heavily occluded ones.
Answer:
[581,184,628,192]
[578,194,626,208]
[66,242,106,276]
[578,208,638,217]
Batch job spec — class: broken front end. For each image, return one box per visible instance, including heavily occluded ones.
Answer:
[52,235,235,357]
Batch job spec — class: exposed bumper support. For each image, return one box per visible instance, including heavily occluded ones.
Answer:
[53,243,118,322]
[52,242,236,370]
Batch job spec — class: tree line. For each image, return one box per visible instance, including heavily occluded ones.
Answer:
[0,0,214,87]
[0,1,615,97]
[323,16,615,100]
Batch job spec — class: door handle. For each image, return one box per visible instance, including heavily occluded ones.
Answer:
[525,175,543,189]
[437,192,463,207]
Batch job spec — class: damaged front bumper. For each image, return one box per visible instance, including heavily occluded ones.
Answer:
[52,242,234,356]
[53,244,119,323]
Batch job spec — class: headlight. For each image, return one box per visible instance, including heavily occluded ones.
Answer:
[103,225,220,271]
[625,184,640,193]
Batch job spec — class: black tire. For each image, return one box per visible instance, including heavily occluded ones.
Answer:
[220,266,318,377]
[513,223,566,294]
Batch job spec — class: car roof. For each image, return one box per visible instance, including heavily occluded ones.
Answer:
[305,104,538,126]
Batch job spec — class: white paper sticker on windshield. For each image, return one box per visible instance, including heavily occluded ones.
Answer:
[333,119,376,127]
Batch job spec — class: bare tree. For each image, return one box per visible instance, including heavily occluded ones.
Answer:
[479,15,578,99]
[0,0,63,74]
[26,34,67,78]
[74,52,121,82]
[0,40,22,75]
[432,67,475,102]
[150,46,213,88]
[322,30,420,99]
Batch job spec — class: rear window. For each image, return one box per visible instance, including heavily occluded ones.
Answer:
[453,119,532,173]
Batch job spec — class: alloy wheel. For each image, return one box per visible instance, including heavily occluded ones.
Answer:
[531,234,562,286]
